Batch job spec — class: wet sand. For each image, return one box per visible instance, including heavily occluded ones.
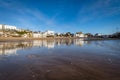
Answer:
[0,39,120,80]
[0,37,76,42]
[0,37,52,42]
[0,37,119,42]
[0,54,120,80]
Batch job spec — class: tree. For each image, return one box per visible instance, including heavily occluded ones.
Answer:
[85,33,93,38]
[65,32,73,37]
[112,32,120,38]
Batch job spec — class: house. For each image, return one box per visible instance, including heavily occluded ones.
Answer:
[45,30,55,37]
[0,24,17,30]
[32,32,43,38]
[46,30,54,35]
[0,24,3,30]
[75,32,87,38]
[42,30,55,38]
[42,32,47,38]
[32,30,55,38]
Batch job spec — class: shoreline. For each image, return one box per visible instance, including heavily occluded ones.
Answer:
[0,37,120,42]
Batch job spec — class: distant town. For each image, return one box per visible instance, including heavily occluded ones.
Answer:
[0,24,120,39]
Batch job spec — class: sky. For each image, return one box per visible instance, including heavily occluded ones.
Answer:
[0,0,120,34]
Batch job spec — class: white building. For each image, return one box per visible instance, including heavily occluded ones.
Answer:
[75,32,87,38]
[42,32,47,38]
[4,25,17,30]
[0,24,3,29]
[46,30,54,36]
[75,33,84,38]
[32,32,43,38]
[0,24,17,30]
[32,30,55,38]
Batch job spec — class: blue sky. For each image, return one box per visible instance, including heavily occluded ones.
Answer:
[0,0,120,34]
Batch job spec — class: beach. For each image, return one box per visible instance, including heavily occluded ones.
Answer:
[0,37,119,42]
[0,39,120,80]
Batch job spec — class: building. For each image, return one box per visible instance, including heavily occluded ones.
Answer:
[4,25,17,30]
[0,24,17,30]
[45,30,54,37]
[32,32,43,38]
[0,24,3,30]
[42,32,47,38]
[46,30,54,35]
[75,32,87,38]
[33,30,55,38]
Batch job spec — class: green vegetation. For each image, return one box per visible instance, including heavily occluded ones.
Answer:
[16,31,28,35]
